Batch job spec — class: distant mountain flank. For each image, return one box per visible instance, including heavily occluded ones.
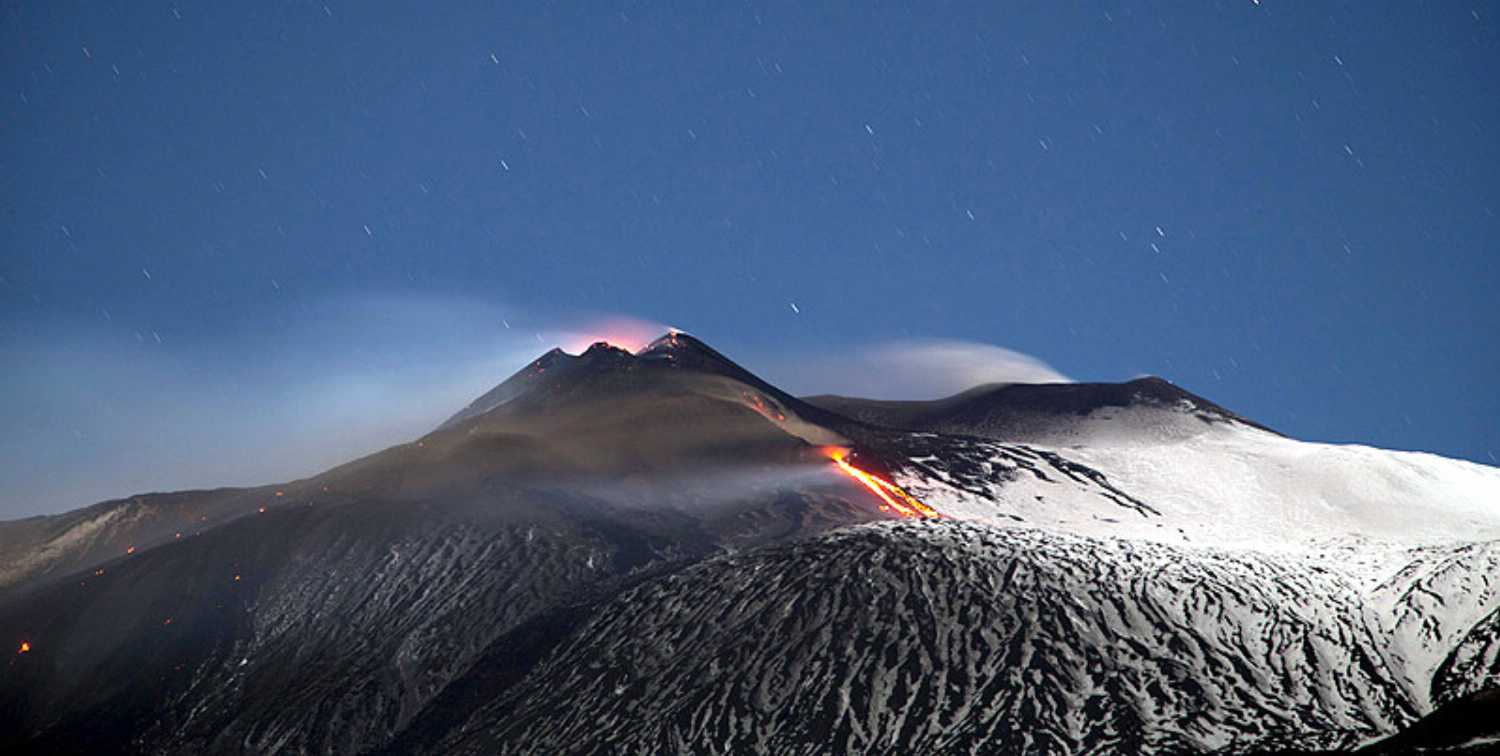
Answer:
[805,375,1276,443]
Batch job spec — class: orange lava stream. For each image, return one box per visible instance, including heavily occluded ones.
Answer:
[826,449,941,519]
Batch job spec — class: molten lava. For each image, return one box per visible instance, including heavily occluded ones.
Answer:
[824,447,940,519]
[741,391,787,423]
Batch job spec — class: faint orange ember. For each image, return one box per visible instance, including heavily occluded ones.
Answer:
[126,545,136,555]
[18,642,30,654]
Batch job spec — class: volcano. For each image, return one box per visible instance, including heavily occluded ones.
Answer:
[3,333,1499,755]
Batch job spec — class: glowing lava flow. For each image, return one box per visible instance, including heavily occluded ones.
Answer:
[825,448,941,519]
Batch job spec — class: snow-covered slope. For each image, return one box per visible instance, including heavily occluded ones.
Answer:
[885,416,1500,557]
[437,522,1421,754]
[854,397,1500,726]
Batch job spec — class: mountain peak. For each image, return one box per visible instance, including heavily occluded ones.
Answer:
[636,330,721,360]
[582,340,632,357]
[437,331,768,432]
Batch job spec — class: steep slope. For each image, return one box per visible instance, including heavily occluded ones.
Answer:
[0,491,696,755]
[441,334,852,446]
[1371,543,1500,706]
[1353,688,1500,754]
[878,426,1500,555]
[432,521,1415,755]
[813,377,1500,731]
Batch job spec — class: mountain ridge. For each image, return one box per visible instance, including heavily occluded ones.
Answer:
[2,332,1497,755]
[804,374,1277,442]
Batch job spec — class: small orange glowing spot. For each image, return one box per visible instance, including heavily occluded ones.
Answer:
[741,391,787,423]
[233,574,241,582]
[175,532,182,539]
[275,490,284,497]
[18,642,30,654]
[126,545,136,555]
[258,505,267,514]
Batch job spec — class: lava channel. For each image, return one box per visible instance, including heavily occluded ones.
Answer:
[824,447,941,519]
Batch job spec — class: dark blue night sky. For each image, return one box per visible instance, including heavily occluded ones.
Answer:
[3,1,1497,517]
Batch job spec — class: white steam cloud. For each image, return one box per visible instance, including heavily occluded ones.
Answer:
[761,339,1072,400]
